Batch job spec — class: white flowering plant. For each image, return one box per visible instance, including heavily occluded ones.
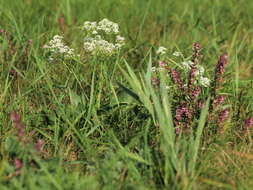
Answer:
[149,43,213,132]
[154,45,210,88]
[82,18,125,58]
[43,18,125,62]
[43,35,78,62]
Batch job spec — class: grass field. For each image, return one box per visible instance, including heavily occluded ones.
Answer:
[1,0,253,189]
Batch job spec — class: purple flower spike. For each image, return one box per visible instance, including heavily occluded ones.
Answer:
[193,42,201,51]
[191,86,201,98]
[10,111,26,143]
[215,53,229,84]
[28,39,33,45]
[170,68,183,89]
[218,108,230,123]
[192,42,201,65]
[188,67,197,88]
[10,111,21,123]
[176,108,183,121]
[188,42,201,89]
[14,159,22,170]
[213,95,226,108]
[175,127,181,135]
[197,100,204,109]
[35,139,44,152]
[176,104,191,121]
[151,77,160,87]
[159,61,167,68]
[244,117,253,129]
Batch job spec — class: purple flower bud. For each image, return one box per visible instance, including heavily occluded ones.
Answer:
[159,61,167,68]
[10,111,21,123]
[187,42,202,90]
[9,69,18,77]
[213,95,226,108]
[193,42,201,52]
[191,86,201,98]
[192,42,201,66]
[176,104,191,121]
[175,127,181,135]
[10,111,26,143]
[244,117,253,129]
[14,159,22,170]
[176,108,183,121]
[188,67,197,88]
[151,77,160,87]
[215,53,229,84]
[28,39,33,46]
[170,68,183,89]
[197,100,204,109]
[218,109,229,123]
[35,139,44,152]
[16,123,25,136]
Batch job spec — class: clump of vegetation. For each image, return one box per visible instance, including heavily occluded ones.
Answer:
[150,43,252,135]
[0,0,253,189]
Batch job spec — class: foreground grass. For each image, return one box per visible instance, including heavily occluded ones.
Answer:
[0,0,253,189]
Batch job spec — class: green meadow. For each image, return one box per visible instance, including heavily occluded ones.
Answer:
[0,0,253,189]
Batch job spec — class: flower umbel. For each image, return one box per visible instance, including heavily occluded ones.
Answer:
[83,19,125,57]
[156,46,167,55]
[43,35,76,60]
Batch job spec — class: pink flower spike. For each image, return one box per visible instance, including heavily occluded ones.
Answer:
[213,95,226,108]
[197,100,204,109]
[191,86,201,98]
[159,61,167,67]
[35,139,44,152]
[175,127,181,135]
[14,159,22,170]
[10,111,21,123]
[218,109,230,123]
[193,42,201,52]
[244,117,253,129]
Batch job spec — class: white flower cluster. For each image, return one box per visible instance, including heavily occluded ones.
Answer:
[83,18,119,35]
[83,21,97,34]
[43,35,76,59]
[194,65,210,87]
[151,67,157,73]
[181,61,194,70]
[180,61,206,77]
[173,51,181,57]
[83,19,125,57]
[156,46,167,55]
[199,76,210,87]
[154,47,211,88]
[179,61,210,87]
